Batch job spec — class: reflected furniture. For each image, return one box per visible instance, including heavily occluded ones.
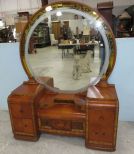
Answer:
[18,12,29,20]
[77,44,94,54]
[73,52,92,80]
[52,21,61,40]
[29,36,37,54]
[117,18,132,37]
[58,41,96,58]
[58,43,75,58]
[8,1,119,152]
[50,34,58,45]
[34,23,50,48]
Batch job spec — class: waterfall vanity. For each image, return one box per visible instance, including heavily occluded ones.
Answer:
[8,1,119,151]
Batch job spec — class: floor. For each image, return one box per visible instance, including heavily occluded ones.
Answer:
[0,110,134,154]
[28,46,101,91]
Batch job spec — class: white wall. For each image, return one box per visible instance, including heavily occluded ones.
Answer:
[0,43,28,109]
[0,0,41,14]
[109,38,134,121]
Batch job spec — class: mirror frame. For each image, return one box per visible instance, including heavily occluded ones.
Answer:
[20,1,116,90]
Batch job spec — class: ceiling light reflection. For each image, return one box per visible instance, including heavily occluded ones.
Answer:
[56,11,62,16]
[45,6,52,12]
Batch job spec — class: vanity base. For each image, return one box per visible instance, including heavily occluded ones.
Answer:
[8,79,119,151]
[85,99,118,151]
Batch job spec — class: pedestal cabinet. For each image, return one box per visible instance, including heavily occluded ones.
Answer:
[8,80,40,140]
[8,79,119,151]
[85,84,119,151]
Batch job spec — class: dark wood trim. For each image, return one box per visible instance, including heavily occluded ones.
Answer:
[41,0,48,6]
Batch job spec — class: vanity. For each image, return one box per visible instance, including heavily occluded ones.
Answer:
[8,1,119,151]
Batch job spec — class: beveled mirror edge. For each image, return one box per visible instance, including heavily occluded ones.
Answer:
[20,0,116,88]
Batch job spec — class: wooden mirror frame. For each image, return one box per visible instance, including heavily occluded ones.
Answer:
[20,1,116,91]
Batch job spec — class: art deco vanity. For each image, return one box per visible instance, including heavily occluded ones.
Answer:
[8,1,119,151]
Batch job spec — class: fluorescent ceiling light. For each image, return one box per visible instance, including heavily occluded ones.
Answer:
[45,6,52,12]
[56,11,62,16]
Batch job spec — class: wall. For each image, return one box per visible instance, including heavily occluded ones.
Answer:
[0,43,28,109]
[0,0,41,14]
[0,38,134,121]
[108,38,134,121]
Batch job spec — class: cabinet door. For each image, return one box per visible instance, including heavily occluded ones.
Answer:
[86,101,118,151]
[87,108,115,143]
[13,118,34,135]
[52,21,61,40]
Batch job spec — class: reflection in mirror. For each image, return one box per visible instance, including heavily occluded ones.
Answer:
[27,10,107,91]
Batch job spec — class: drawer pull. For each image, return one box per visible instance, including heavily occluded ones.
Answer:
[20,109,23,113]
[24,124,27,127]
[102,132,106,136]
[95,132,98,135]
[99,116,104,121]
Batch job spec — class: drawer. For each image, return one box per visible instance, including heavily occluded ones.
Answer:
[39,118,84,132]
[87,108,116,143]
[39,118,72,131]
[13,118,34,135]
[10,103,33,118]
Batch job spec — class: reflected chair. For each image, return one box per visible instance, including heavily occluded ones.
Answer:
[50,34,58,45]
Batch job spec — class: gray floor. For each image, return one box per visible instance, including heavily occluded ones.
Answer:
[0,110,134,154]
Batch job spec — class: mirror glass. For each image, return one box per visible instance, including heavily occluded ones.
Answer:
[23,3,114,92]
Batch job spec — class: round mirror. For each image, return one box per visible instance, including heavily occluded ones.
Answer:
[20,1,116,93]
